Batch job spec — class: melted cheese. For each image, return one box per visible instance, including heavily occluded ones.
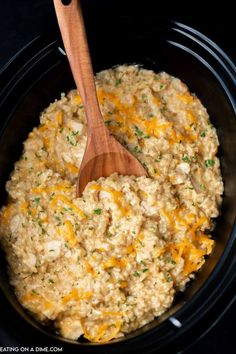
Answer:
[103,256,127,269]
[97,89,178,142]
[21,292,54,312]
[66,162,79,174]
[85,261,96,276]
[32,183,71,194]
[177,92,194,104]
[90,184,129,216]
[57,111,63,126]
[62,288,92,304]
[20,201,29,213]
[1,204,13,223]
[50,195,85,218]
[64,220,77,246]
[82,319,122,343]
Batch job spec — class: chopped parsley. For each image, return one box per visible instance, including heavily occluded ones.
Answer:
[165,273,172,282]
[94,208,102,215]
[33,197,40,204]
[134,125,144,137]
[155,156,163,163]
[133,145,142,153]
[200,130,206,137]
[115,78,122,87]
[66,131,79,146]
[142,268,149,273]
[140,260,146,266]
[31,289,39,295]
[205,159,215,167]
[182,156,191,163]
[133,271,140,277]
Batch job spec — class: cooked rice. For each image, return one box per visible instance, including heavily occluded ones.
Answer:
[0,65,223,342]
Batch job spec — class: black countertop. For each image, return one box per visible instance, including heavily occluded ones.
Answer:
[0,1,235,353]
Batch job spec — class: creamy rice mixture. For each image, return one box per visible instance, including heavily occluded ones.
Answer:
[0,66,223,342]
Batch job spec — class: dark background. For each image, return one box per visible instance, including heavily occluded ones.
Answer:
[0,1,235,353]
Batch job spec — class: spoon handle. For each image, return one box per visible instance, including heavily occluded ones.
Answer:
[53,0,103,129]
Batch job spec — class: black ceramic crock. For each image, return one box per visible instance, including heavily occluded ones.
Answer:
[0,17,235,354]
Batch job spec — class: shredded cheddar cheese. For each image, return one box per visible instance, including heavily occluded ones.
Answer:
[0,65,223,344]
[66,162,79,174]
[50,195,85,218]
[103,256,127,269]
[62,289,92,304]
[57,111,63,126]
[20,201,29,213]
[90,184,129,216]
[63,220,77,246]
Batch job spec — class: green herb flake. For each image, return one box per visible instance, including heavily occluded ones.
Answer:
[200,130,206,137]
[182,156,191,163]
[205,159,215,167]
[142,268,149,273]
[115,78,122,87]
[94,208,102,215]
[134,125,144,137]
[33,197,40,204]
[77,256,80,262]
[31,289,39,295]
[134,145,142,153]
[133,271,140,277]
[165,273,172,282]
[155,156,163,163]
[140,260,146,266]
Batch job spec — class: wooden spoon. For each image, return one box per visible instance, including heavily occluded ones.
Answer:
[53,0,147,197]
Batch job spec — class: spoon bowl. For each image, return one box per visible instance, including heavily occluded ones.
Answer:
[77,129,147,196]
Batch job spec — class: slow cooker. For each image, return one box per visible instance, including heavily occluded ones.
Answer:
[0,3,235,353]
